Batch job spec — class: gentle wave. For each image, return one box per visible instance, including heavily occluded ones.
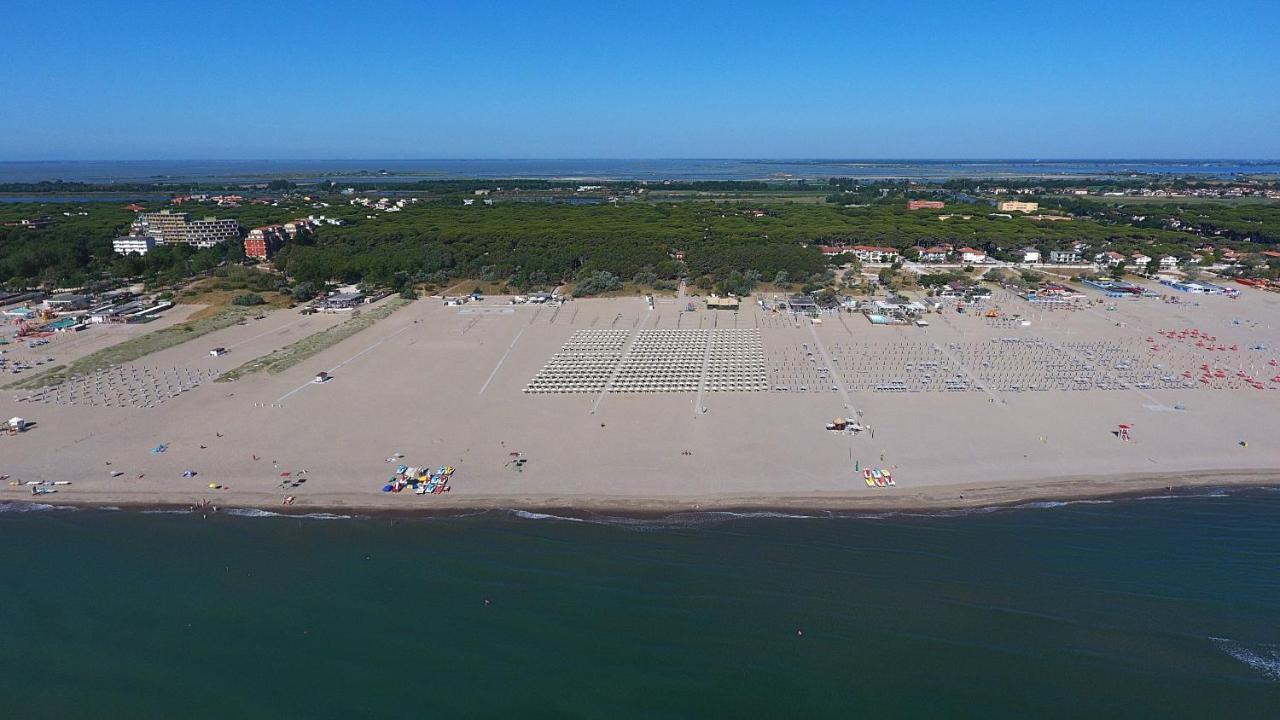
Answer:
[509,508,831,530]
[0,501,74,514]
[1211,637,1280,682]
[224,508,355,520]
[512,510,585,523]
[498,492,1265,527]
[1014,499,1114,510]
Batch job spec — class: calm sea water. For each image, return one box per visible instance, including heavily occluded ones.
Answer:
[2,489,1278,718]
[2,159,1280,184]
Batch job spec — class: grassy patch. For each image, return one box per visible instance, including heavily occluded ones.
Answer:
[5,307,256,390]
[175,273,294,322]
[216,299,408,382]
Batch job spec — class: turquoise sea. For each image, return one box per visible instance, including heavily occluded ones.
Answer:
[2,489,1278,718]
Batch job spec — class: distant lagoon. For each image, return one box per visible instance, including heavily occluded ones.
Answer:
[0,193,171,204]
[2,159,1280,185]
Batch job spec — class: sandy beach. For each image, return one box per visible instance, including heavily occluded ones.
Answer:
[4,284,1279,513]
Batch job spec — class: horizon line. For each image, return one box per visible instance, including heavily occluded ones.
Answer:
[3,157,1280,164]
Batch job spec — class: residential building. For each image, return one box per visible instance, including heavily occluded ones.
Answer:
[958,247,987,263]
[134,210,240,247]
[1019,247,1041,263]
[1130,253,1152,269]
[849,245,900,263]
[1095,251,1125,267]
[1048,250,1081,264]
[282,218,317,239]
[906,200,945,210]
[186,217,241,248]
[1159,255,1179,272]
[112,235,156,256]
[919,247,950,263]
[3,217,53,229]
[133,210,189,243]
[244,225,287,259]
[997,201,1039,213]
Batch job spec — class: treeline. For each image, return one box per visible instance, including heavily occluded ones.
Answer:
[269,201,1200,290]
[1046,200,1280,246]
[343,179,774,193]
[0,180,258,194]
[0,202,245,288]
[5,195,1265,293]
[275,202,827,288]
[640,181,770,191]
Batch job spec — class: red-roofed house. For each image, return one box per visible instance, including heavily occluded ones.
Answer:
[958,247,987,263]
[1094,251,1126,267]
[919,247,950,263]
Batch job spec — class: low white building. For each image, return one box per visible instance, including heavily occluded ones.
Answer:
[1020,247,1041,264]
[113,235,156,256]
[1159,255,1179,271]
[958,247,987,263]
[1049,250,1081,264]
[849,245,900,264]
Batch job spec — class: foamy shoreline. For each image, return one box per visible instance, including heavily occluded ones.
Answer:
[13,468,1277,519]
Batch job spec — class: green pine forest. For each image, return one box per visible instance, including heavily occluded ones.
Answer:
[3,192,1279,291]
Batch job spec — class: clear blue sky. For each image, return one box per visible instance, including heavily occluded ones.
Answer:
[2,0,1278,160]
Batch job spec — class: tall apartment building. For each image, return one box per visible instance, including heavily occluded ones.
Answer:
[133,209,240,247]
[133,210,188,243]
[244,225,287,259]
[186,217,241,248]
